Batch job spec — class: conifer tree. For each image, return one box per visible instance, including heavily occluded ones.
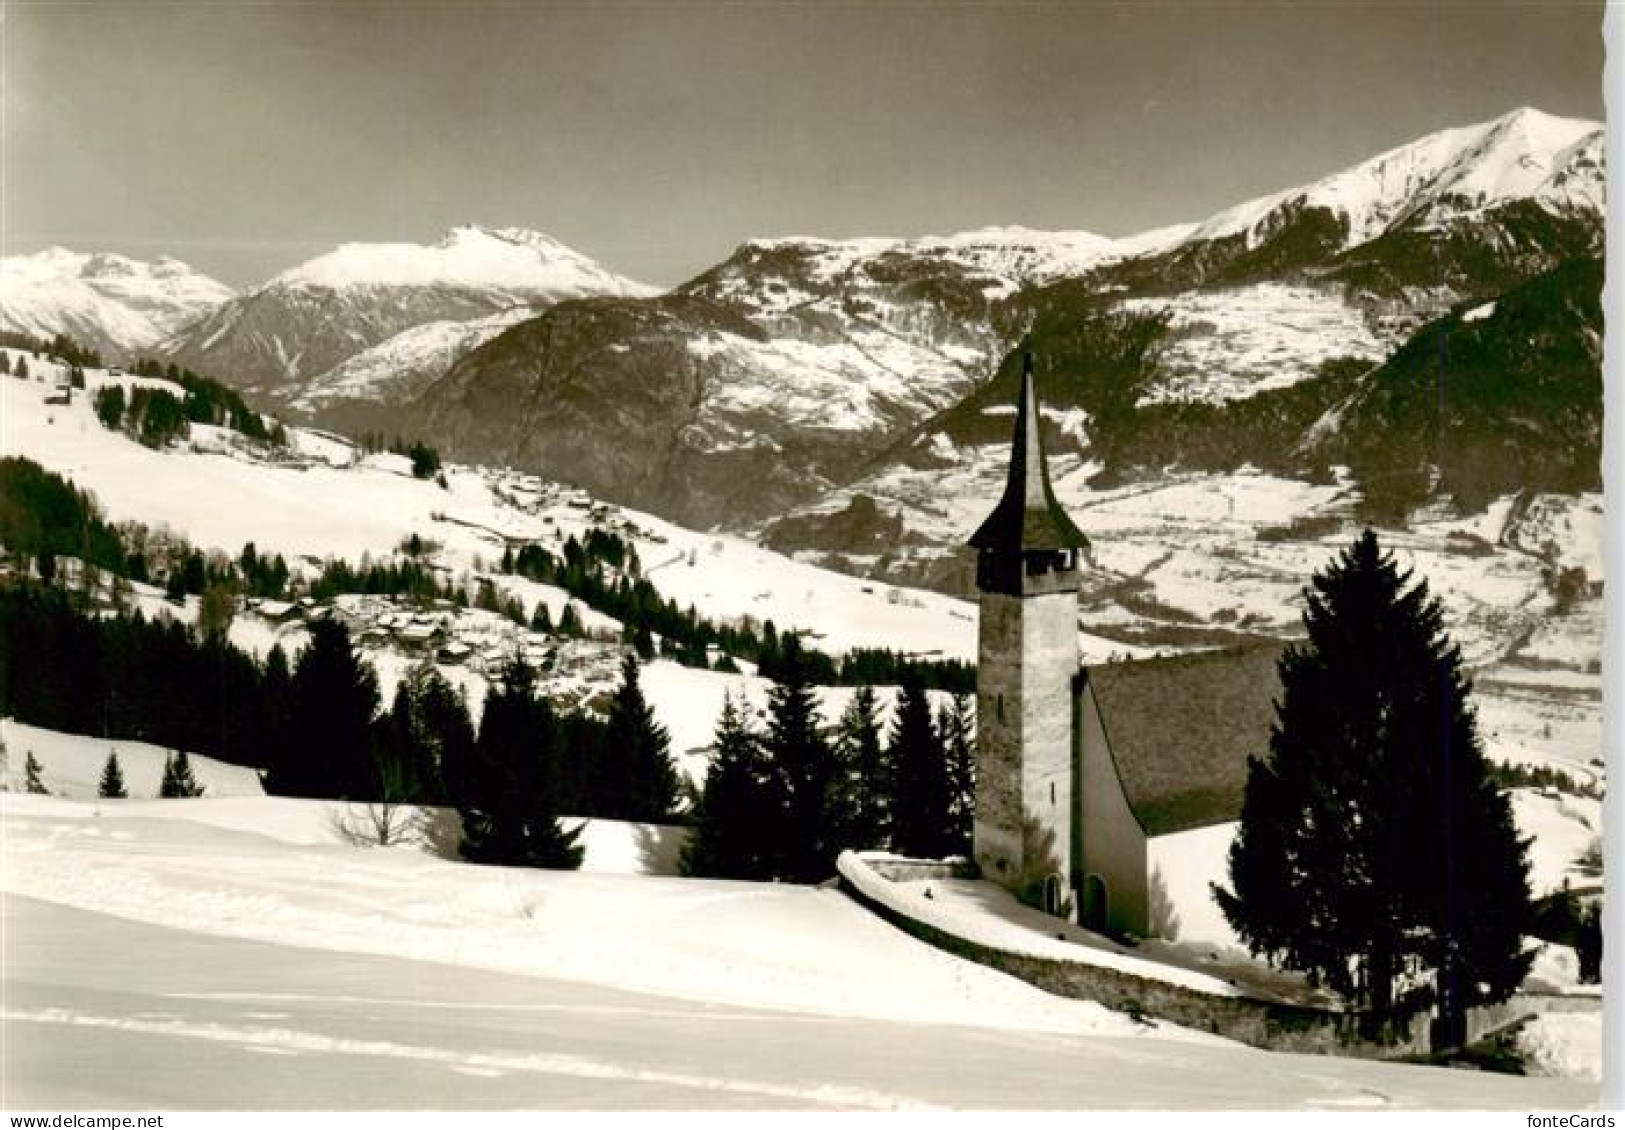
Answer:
[681,692,784,879]
[1215,530,1533,1043]
[530,601,553,634]
[382,664,471,806]
[15,356,28,381]
[23,751,47,795]
[262,618,380,800]
[458,655,583,869]
[763,636,848,882]
[887,675,951,858]
[255,643,293,770]
[938,693,976,856]
[835,686,888,850]
[1575,902,1602,984]
[0,353,11,376]
[159,749,204,798]
[601,653,680,822]
[98,750,127,799]
[558,603,584,637]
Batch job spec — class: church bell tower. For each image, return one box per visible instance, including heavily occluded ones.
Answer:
[968,352,1088,913]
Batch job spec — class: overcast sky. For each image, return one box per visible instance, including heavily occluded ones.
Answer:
[1,2,1607,288]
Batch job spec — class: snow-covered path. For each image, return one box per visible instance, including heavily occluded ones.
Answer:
[2,896,1595,1110]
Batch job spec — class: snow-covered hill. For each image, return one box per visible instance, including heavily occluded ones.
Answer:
[0,248,235,358]
[163,225,656,401]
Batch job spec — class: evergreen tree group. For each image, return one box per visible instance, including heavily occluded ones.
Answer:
[684,639,975,883]
[680,693,784,879]
[1215,531,1533,1043]
[160,749,204,798]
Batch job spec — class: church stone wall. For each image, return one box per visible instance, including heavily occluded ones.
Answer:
[1020,588,1079,894]
[974,592,1025,880]
[974,586,1078,894]
[1075,678,1149,937]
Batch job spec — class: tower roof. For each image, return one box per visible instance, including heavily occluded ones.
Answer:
[968,353,1089,552]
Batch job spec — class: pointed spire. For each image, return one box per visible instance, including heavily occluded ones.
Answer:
[968,349,1089,552]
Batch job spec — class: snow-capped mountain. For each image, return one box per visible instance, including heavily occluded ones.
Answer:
[414,224,1122,527]
[410,108,1602,532]
[0,247,235,358]
[1185,108,1601,251]
[163,225,655,400]
[1115,107,1604,311]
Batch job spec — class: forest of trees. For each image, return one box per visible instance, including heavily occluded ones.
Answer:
[682,636,974,883]
[1,330,103,369]
[4,453,970,698]
[0,579,690,848]
[124,357,286,446]
[3,565,974,884]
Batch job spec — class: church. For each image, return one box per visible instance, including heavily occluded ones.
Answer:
[968,353,1283,938]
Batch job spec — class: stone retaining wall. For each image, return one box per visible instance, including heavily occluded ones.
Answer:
[839,857,1531,1059]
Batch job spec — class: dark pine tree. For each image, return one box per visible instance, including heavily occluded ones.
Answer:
[1214,530,1534,1043]
[763,635,849,883]
[835,685,888,851]
[98,750,127,799]
[938,693,976,857]
[159,749,204,798]
[680,692,786,880]
[262,617,381,800]
[1575,902,1602,985]
[255,643,294,771]
[602,653,681,822]
[24,751,48,794]
[457,656,583,869]
[558,603,584,638]
[378,663,470,805]
[886,674,951,859]
[530,601,553,634]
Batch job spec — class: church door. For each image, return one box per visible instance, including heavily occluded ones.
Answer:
[1082,873,1108,931]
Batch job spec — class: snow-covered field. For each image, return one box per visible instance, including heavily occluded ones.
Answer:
[5,892,1591,1111]
[1,724,1601,1109]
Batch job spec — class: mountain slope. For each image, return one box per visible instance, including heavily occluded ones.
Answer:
[1106,108,1603,302]
[287,307,539,430]
[0,248,235,358]
[1328,256,1605,514]
[412,228,1126,526]
[405,108,1601,532]
[163,226,654,402]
